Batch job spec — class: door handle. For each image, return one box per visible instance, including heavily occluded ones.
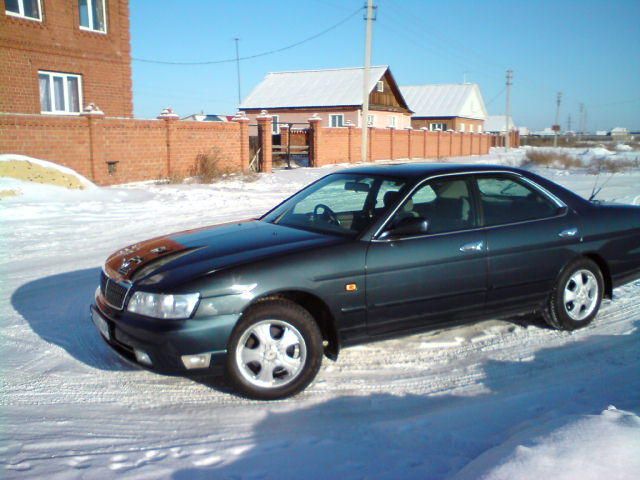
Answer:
[460,241,484,252]
[559,227,578,238]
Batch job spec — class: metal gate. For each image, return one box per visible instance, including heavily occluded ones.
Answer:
[272,122,310,169]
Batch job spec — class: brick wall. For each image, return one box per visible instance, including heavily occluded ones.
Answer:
[0,113,249,185]
[0,0,132,117]
[308,125,510,167]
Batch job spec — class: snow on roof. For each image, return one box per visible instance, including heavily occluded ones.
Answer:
[484,115,516,132]
[400,83,487,120]
[240,66,390,109]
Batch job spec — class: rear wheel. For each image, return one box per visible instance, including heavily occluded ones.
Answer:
[543,258,604,330]
[226,300,323,400]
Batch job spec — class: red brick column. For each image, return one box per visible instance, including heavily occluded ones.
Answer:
[81,103,105,182]
[389,127,395,160]
[436,129,441,159]
[257,110,273,173]
[347,121,356,163]
[405,127,413,159]
[368,126,374,162]
[157,107,180,177]
[308,114,322,168]
[233,112,250,172]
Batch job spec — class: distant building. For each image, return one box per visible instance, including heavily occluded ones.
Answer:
[181,113,229,122]
[400,83,487,133]
[484,115,516,134]
[240,66,412,134]
[610,127,630,140]
[0,0,132,117]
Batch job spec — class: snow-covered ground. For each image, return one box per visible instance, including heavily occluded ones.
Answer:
[1,148,639,479]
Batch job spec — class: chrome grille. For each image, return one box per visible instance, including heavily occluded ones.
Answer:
[100,270,131,310]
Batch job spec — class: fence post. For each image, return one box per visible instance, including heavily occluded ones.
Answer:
[346,121,355,163]
[279,123,291,168]
[233,111,250,172]
[389,127,395,160]
[256,110,273,173]
[157,107,179,177]
[81,103,105,182]
[308,113,322,168]
[405,127,413,159]
[368,126,374,162]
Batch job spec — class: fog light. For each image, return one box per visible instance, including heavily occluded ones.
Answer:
[181,353,211,370]
[134,349,152,366]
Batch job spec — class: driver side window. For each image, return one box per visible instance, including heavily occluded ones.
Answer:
[390,177,475,235]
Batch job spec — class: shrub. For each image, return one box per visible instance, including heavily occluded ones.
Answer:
[523,150,581,169]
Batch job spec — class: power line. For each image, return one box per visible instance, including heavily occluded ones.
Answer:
[133,7,363,66]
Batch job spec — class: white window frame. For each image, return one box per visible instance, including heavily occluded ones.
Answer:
[330,114,345,128]
[430,122,446,131]
[38,71,83,115]
[272,115,280,134]
[367,114,375,127]
[79,0,108,34]
[459,123,465,132]
[389,116,397,128]
[477,124,483,133]
[5,0,42,21]
[469,124,475,133]
[376,80,384,93]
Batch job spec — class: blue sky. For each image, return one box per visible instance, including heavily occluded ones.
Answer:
[131,0,640,131]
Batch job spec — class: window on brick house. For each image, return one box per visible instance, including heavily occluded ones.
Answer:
[38,71,83,114]
[330,114,344,128]
[79,0,107,33]
[271,115,280,134]
[367,115,375,127]
[5,0,42,21]
[430,123,447,131]
[389,116,396,128]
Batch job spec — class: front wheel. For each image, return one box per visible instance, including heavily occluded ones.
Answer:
[543,258,604,330]
[226,300,323,400]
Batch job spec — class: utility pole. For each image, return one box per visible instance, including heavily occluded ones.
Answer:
[234,38,242,107]
[578,103,584,138]
[567,114,572,133]
[505,69,513,150]
[553,92,562,147]
[361,0,375,163]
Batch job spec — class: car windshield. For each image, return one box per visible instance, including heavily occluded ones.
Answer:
[262,173,407,237]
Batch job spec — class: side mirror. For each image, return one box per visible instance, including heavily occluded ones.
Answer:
[379,217,429,240]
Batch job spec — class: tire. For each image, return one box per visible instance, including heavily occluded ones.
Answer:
[226,300,323,400]
[542,258,604,331]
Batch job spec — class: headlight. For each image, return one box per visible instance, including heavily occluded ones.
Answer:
[127,292,200,319]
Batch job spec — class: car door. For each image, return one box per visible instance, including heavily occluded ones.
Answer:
[475,173,582,313]
[365,175,488,336]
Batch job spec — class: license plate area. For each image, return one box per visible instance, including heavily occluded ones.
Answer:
[92,308,111,341]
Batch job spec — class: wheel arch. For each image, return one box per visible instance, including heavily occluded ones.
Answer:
[582,252,613,299]
[242,290,341,360]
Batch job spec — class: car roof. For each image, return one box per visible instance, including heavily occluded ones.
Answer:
[339,163,521,179]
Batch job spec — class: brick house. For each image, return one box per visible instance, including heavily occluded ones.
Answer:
[240,66,413,134]
[0,0,132,117]
[400,84,487,133]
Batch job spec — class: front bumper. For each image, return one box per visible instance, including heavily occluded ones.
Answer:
[90,298,239,374]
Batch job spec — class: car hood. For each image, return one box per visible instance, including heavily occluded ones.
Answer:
[104,220,346,288]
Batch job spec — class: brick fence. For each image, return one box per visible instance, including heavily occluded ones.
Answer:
[256,114,518,172]
[0,112,249,185]
[1,111,519,183]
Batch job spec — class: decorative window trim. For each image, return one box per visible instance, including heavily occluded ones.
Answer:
[5,0,42,21]
[330,114,345,128]
[79,0,107,34]
[38,71,83,115]
[376,81,384,93]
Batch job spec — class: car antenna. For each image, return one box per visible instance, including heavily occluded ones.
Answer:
[588,171,615,202]
[588,171,600,201]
